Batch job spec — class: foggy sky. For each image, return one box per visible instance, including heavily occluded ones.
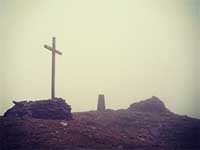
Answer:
[0,0,199,118]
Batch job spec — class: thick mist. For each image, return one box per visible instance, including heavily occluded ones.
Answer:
[0,0,199,118]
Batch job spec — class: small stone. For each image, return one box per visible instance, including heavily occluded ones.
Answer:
[60,121,68,127]
[90,126,96,130]
[117,145,123,149]
[55,130,59,134]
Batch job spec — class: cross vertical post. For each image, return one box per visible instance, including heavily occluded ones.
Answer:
[52,37,56,99]
[44,37,62,99]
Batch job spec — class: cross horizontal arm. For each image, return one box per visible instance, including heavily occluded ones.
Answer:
[44,45,62,55]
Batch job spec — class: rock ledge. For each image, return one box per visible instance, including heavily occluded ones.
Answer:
[128,96,168,113]
[3,98,72,120]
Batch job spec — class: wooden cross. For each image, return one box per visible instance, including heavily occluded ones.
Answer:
[44,37,62,99]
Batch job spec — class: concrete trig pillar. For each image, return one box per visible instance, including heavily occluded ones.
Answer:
[97,94,105,111]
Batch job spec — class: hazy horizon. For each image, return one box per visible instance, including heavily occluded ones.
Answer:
[0,0,200,118]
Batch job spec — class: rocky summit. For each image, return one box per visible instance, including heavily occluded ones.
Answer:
[0,97,200,150]
[3,98,72,120]
[128,96,168,113]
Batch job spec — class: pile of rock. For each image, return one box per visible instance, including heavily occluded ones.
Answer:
[3,98,72,120]
[128,96,168,113]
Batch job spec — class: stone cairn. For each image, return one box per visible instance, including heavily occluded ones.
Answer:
[97,94,106,111]
[3,98,73,120]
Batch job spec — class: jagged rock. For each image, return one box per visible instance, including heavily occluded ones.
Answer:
[128,96,168,113]
[3,98,72,120]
